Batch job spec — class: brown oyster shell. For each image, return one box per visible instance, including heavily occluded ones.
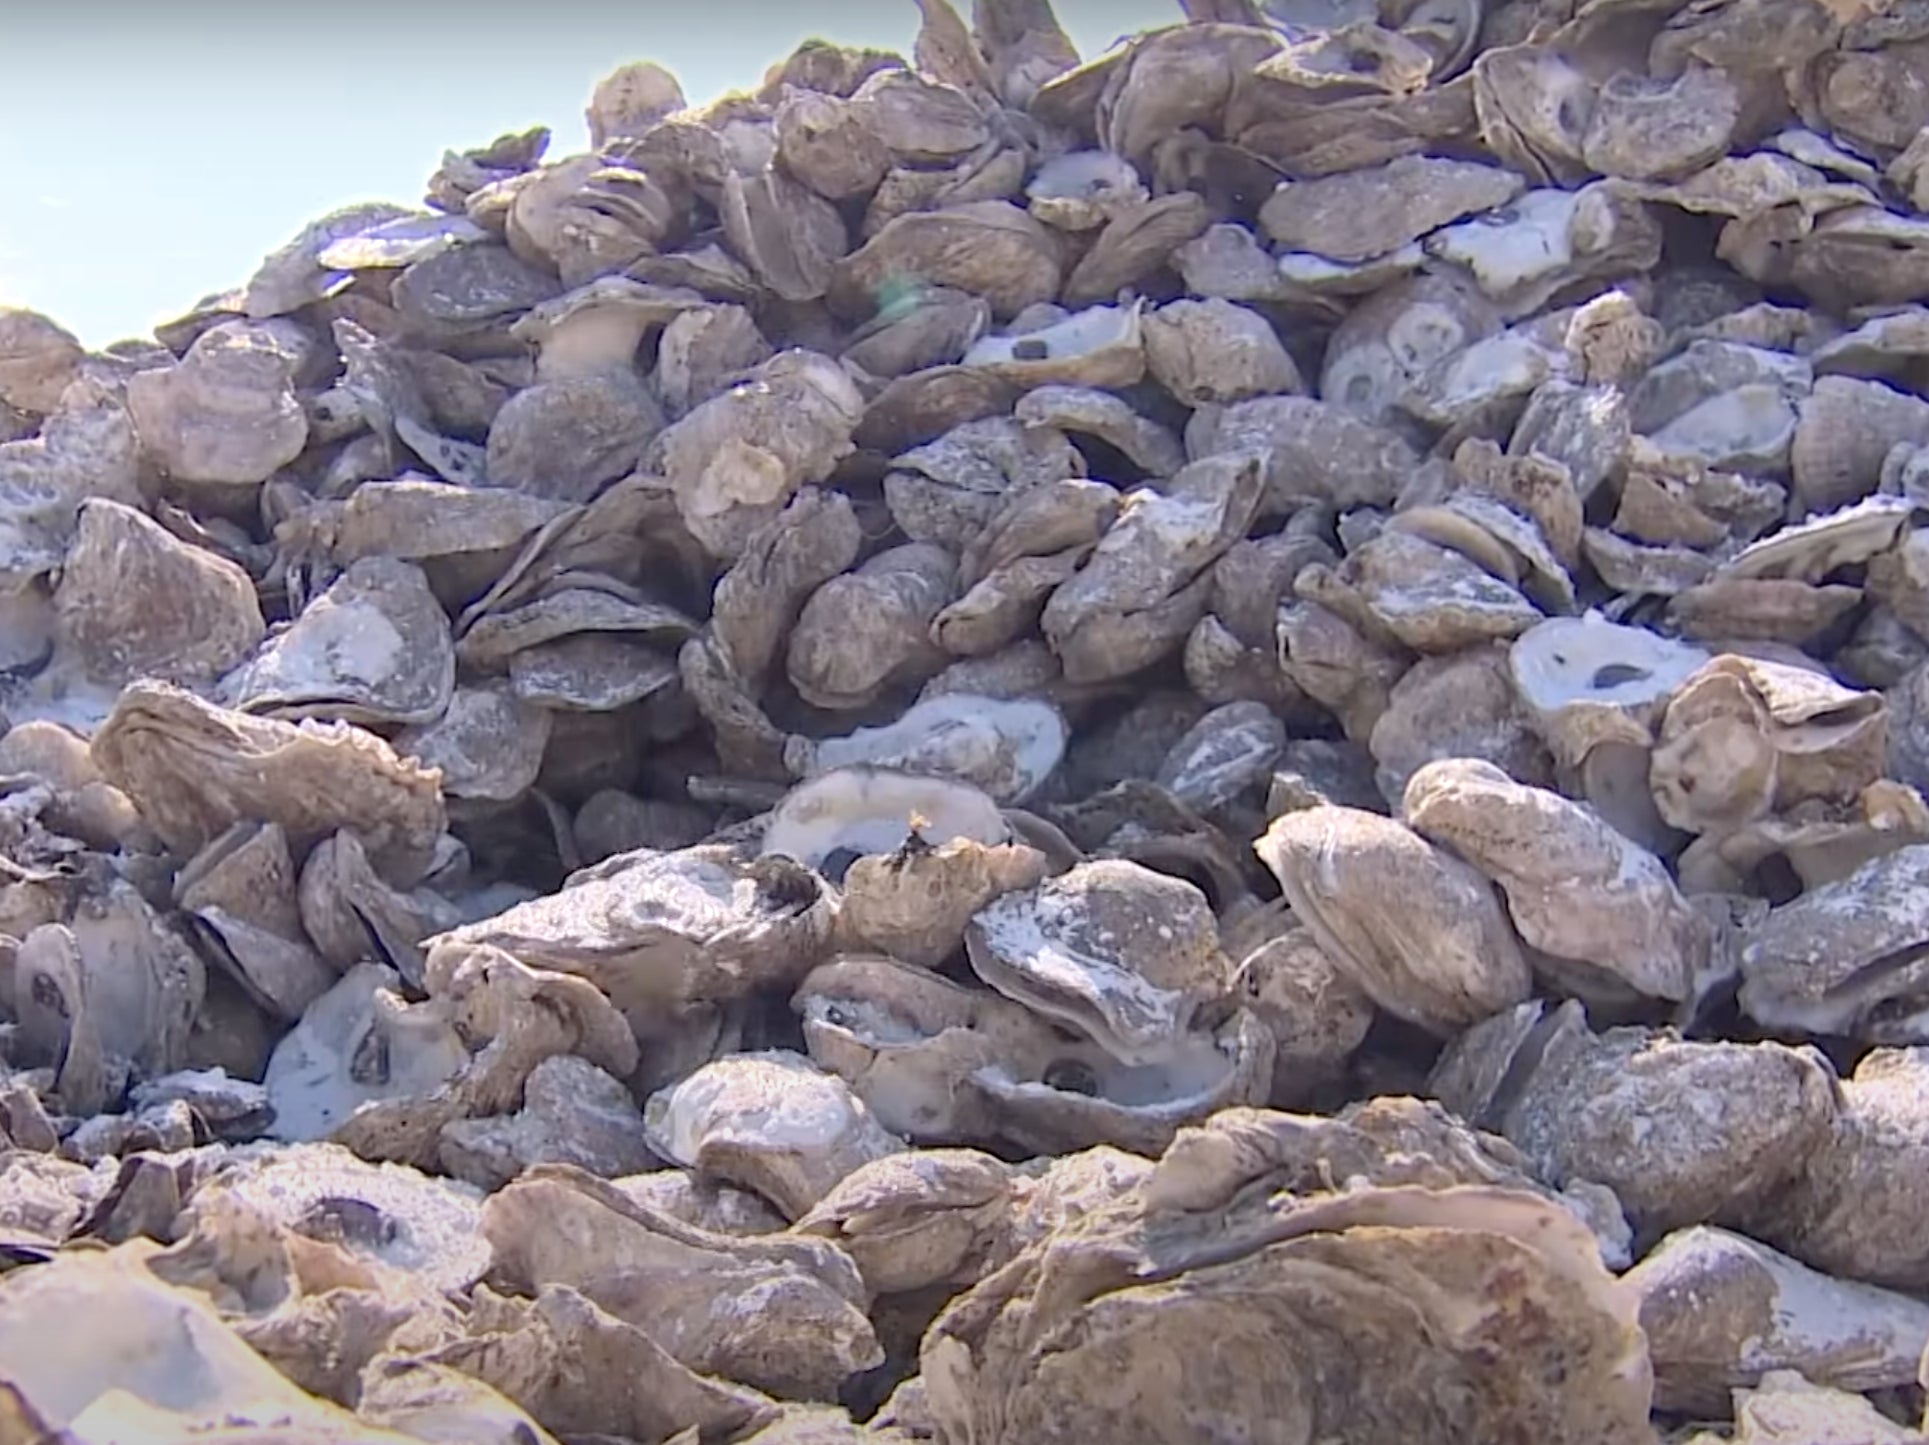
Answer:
[1254,804,1532,1035]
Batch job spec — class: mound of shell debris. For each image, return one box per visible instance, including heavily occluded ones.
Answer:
[13,0,1929,1438]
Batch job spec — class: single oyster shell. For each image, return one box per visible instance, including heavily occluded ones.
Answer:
[1254,804,1532,1035]
[1749,1047,1929,1293]
[508,633,680,712]
[788,542,956,710]
[842,285,987,380]
[792,1147,1014,1297]
[643,1049,906,1220]
[775,88,891,202]
[223,556,454,726]
[1013,386,1183,479]
[759,767,1012,874]
[1061,191,1215,307]
[838,831,1050,968]
[427,844,833,1034]
[125,321,310,487]
[1154,699,1286,814]
[649,348,865,560]
[0,307,84,413]
[1188,395,1419,510]
[456,587,698,671]
[965,859,1229,1067]
[1627,1225,1929,1415]
[1231,925,1375,1105]
[1260,154,1524,263]
[486,370,666,504]
[92,681,447,886]
[52,498,265,689]
[393,682,552,803]
[830,200,1062,322]
[1738,845,1929,1043]
[1141,297,1300,406]
[1432,999,1838,1241]
[1368,643,1554,803]
[720,164,851,303]
[961,301,1146,389]
[787,692,1066,804]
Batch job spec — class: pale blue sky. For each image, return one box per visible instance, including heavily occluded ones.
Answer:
[1,2,1179,349]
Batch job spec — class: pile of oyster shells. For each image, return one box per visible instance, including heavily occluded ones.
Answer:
[16,0,1929,1438]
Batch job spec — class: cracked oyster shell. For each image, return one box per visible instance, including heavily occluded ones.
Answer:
[91,682,447,886]
[1255,804,1531,1035]
[0,1242,431,1443]
[1652,654,1887,837]
[1026,149,1147,232]
[262,963,467,1143]
[965,859,1229,1067]
[297,827,455,983]
[787,692,1066,804]
[175,820,335,1023]
[1404,758,1709,1004]
[223,556,454,726]
[643,1050,906,1220]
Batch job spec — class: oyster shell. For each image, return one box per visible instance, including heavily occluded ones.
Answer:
[1254,804,1532,1034]
[91,682,447,886]
[643,1050,905,1219]
[965,859,1228,1066]
[1404,757,1709,1003]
